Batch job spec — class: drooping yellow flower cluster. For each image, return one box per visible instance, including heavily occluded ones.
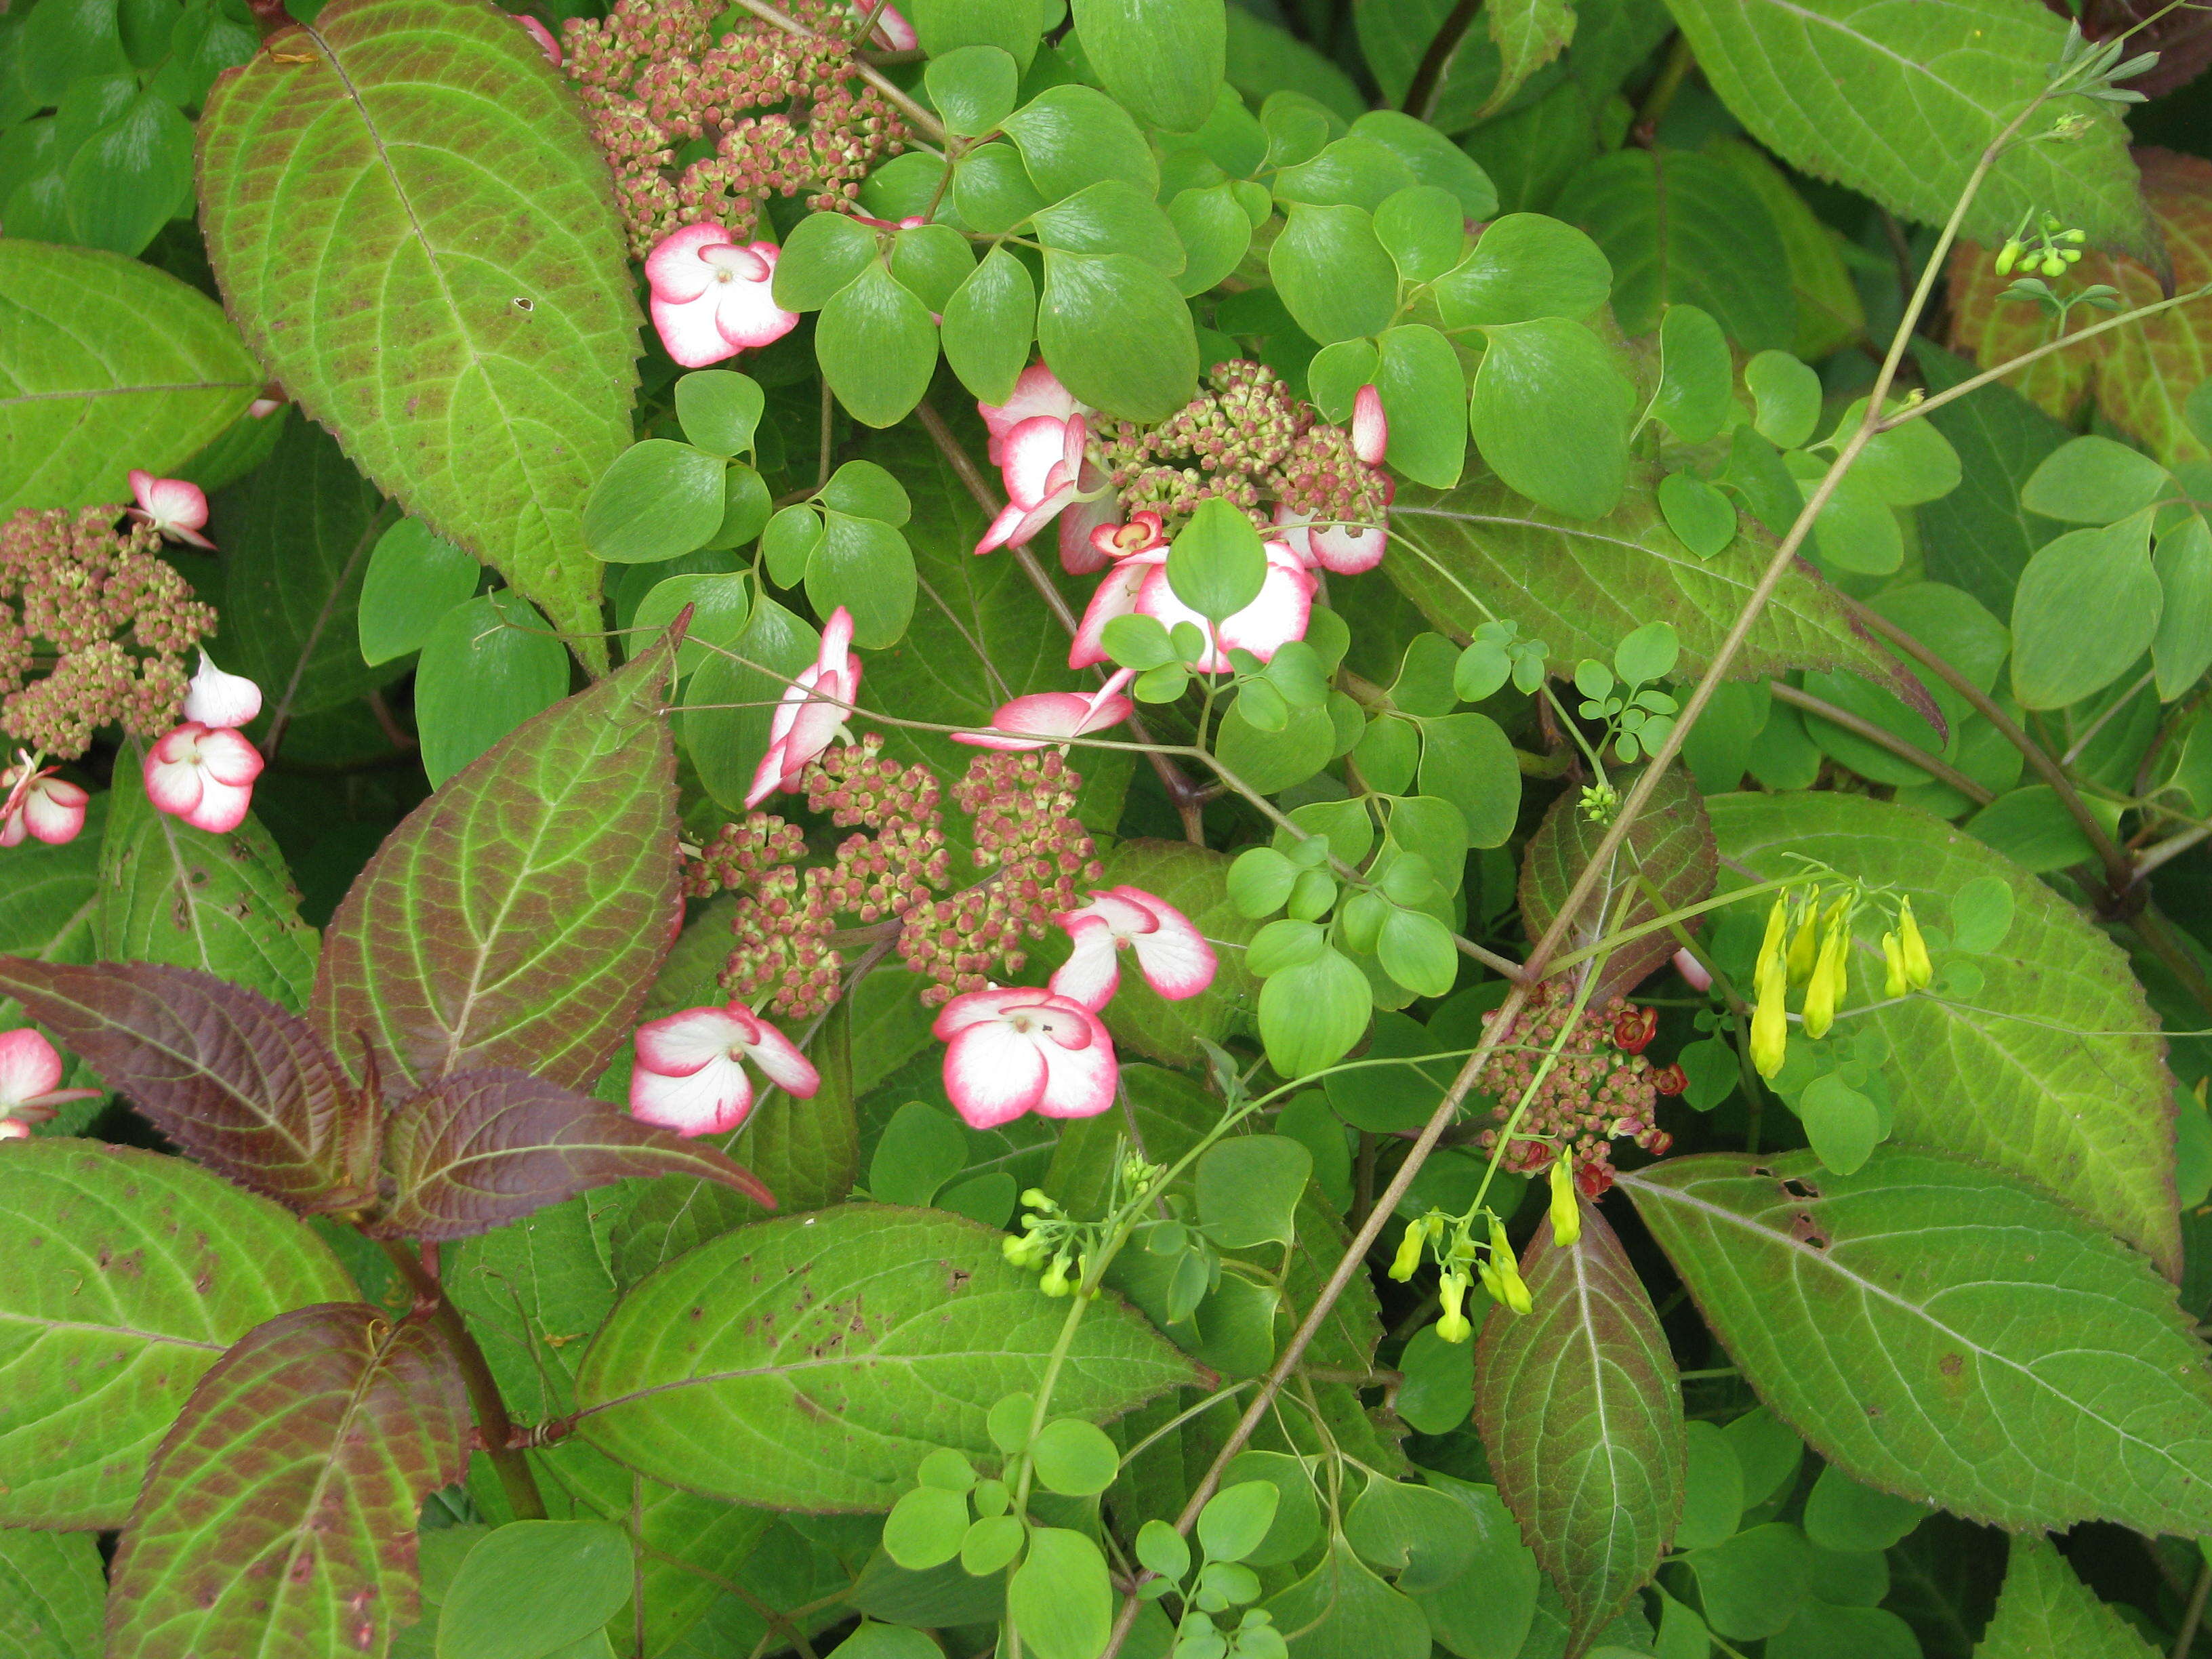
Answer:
[1750,884,1932,1080]
[1389,1199,1542,1343]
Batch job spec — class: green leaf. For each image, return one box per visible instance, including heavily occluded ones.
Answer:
[63,87,191,254]
[681,594,818,811]
[1674,1420,1744,1551]
[1169,495,1267,620]
[1708,790,2179,1271]
[1555,146,1793,349]
[1476,1204,1683,1652]
[0,1526,102,1659]
[1658,470,1738,558]
[1196,1480,1280,1565]
[198,0,640,663]
[926,43,1021,138]
[908,0,1043,68]
[0,792,102,1036]
[884,1486,968,1570]
[1408,1473,1540,1657]
[1256,943,1372,1078]
[583,440,726,565]
[436,1521,632,1659]
[674,369,764,458]
[1261,1534,1431,1659]
[1649,303,1732,443]
[943,246,1037,405]
[319,632,681,1097]
[1071,0,1223,131]
[1387,468,1921,690]
[1435,211,1612,329]
[1350,110,1498,218]
[1197,1134,1313,1249]
[1039,249,1198,421]
[632,569,750,677]
[574,1207,1197,1508]
[1686,1522,1812,1641]
[1468,316,1635,518]
[817,262,939,429]
[2020,435,2171,525]
[1620,1148,2212,1534]
[218,414,405,718]
[414,590,573,786]
[1911,342,2068,623]
[1344,1474,1479,1592]
[0,1139,354,1528]
[1747,349,1822,450]
[1801,1462,1928,1553]
[953,141,1049,235]
[2010,518,2161,712]
[1269,201,1398,345]
[1008,1527,1113,1659]
[1002,82,1158,201]
[2155,515,2212,702]
[1479,0,1574,119]
[1799,1070,1882,1177]
[1665,0,2152,262]
[810,510,918,649]
[106,1304,469,1658]
[1373,323,1467,489]
[1033,1416,1121,1496]
[1275,134,1420,213]
[1973,1535,2161,1659]
[1378,905,1457,997]
[359,517,480,665]
[98,747,318,1011]
[1167,182,1254,297]
[0,240,258,512]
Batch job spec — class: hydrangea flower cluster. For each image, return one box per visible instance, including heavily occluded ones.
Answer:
[564,0,907,258]
[1473,981,1675,1197]
[0,502,216,760]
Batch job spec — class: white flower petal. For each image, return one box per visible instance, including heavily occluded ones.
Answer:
[1048,920,1122,1010]
[0,1028,62,1108]
[943,1020,1048,1128]
[630,1054,756,1137]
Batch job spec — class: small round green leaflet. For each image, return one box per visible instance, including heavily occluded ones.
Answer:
[942,247,1037,404]
[1306,337,1379,424]
[1344,1475,1478,1593]
[1195,1134,1312,1248]
[1378,905,1456,997]
[1000,83,1158,202]
[771,210,878,311]
[1394,1326,1473,1435]
[65,89,192,255]
[2021,433,2173,525]
[1685,1523,1814,1641]
[358,517,480,665]
[1008,1528,1113,1659]
[1416,712,1520,848]
[703,464,773,550]
[867,1100,969,1207]
[762,504,825,587]
[1275,135,1420,213]
[581,438,726,564]
[1948,876,2014,954]
[1168,497,1267,621]
[1031,1417,1120,1496]
[1746,348,1821,449]
[817,262,939,428]
[1038,247,1197,421]
[924,44,1019,137]
[1167,182,1254,297]
[1649,304,1732,443]
[961,1514,1025,1576]
[1071,0,1223,132]
[1658,470,1738,558]
[1218,1452,1321,1568]
[884,1485,970,1570]
[1797,1072,1883,1176]
[1374,323,1467,489]
[988,1393,1036,1455]
[1673,1421,1746,1551]
[1802,1464,1929,1553]
[2010,520,2163,710]
[954,142,1048,235]
[673,369,764,457]
[1196,1481,1281,1565]
[631,570,750,676]
[1136,1519,1191,1583]
[1268,202,1397,344]
[1807,472,1903,576]
[1468,316,1635,520]
[1373,184,1465,283]
[1256,943,1371,1077]
[808,512,917,650]
[889,222,978,312]
[1434,211,1612,329]
[820,459,912,526]
[413,590,572,787]
[833,1623,947,1659]
[434,1520,631,1659]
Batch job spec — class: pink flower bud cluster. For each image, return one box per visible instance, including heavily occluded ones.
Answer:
[563,0,905,258]
[682,811,808,899]
[1474,982,1673,1198]
[0,506,216,760]
[1096,361,1391,540]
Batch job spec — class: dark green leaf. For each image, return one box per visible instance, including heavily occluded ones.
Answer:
[2010,518,2161,711]
[1973,1535,2161,1659]
[1197,1134,1312,1248]
[1686,1522,1811,1640]
[942,245,1038,404]
[810,510,918,649]
[817,262,939,428]
[1002,82,1158,199]
[773,211,880,312]
[1435,211,1612,329]
[1468,316,1635,518]
[1263,1537,1431,1659]
[359,518,480,665]
[62,88,190,255]
[414,590,573,786]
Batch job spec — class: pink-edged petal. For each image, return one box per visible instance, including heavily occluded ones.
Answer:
[0,810,24,848]
[976,499,1032,556]
[1033,1021,1118,1117]
[1127,909,1216,1000]
[982,365,1079,458]
[782,696,846,776]
[1048,919,1122,1010]
[247,396,284,419]
[992,692,1091,739]
[865,1,917,49]
[180,777,253,834]
[701,241,771,283]
[1069,558,1152,669]
[1000,416,1075,510]
[713,267,801,351]
[932,987,1022,1039]
[635,1005,754,1077]
[1673,947,1713,992]
[182,650,263,729]
[942,1020,1048,1128]
[520,14,562,64]
[817,606,855,669]
[194,726,265,788]
[743,736,790,808]
[653,292,742,369]
[1353,383,1387,465]
[1309,520,1386,575]
[143,752,206,819]
[630,1053,756,1136]
[138,473,208,529]
[1214,547,1316,663]
[1060,489,1119,575]
[0,1119,28,1141]
[1081,888,1160,937]
[742,1019,821,1097]
[0,1028,62,1107]
[21,781,85,844]
[645,223,732,305]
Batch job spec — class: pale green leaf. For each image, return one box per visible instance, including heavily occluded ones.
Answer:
[1973,1535,2160,1659]
[0,1505,104,1657]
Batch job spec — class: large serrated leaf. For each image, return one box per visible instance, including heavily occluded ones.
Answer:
[1619,1149,2212,1536]
[573,1205,1202,1509]
[1387,469,1916,693]
[1708,790,2178,1273]
[105,1303,470,1659]
[0,1525,102,1659]
[197,0,640,661]
[0,1139,354,1528]
[0,958,380,1212]
[1475,1205,1683,1655]
[1973,1535,2160,1659]
[1662,0,2154,263]
[369,1065,772,1240]
[0,239,260,512]
[315,631,681,1097]
[96,747,320,1013]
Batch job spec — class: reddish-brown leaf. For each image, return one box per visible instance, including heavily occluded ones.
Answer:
[0,957,377,1212]
[104,1303,470,1659]
[314,631,683,1097]
[367,1066,775,1240]
[1475,1205,1684,1659]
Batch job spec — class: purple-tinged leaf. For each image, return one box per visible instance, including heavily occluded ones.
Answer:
[1475,1203,1684,1659]
[367,1067,775,1241]
[0,1139,356,1528]
[105,1303,469,1659]
[0,957,377,1212]
[314,630,683,1097]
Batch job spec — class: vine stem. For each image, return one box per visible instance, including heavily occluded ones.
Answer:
[377,1239,547,1520]
[1099,87,2050,1659]
[1764,681,1995,805]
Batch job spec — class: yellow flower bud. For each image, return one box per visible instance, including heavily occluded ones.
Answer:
[1389,1216,1429,1282]
[1750,949,1788,1079]
[1995,240,2022,275]
[1785,889,1819,985]
[1493,1255,1532,1316]
[1435,1270,1473,1343]
[1883,931,1908,999]
[1898,897,1932,989]
[1548,1156,1582,1248]
[1802,922,1848,1040]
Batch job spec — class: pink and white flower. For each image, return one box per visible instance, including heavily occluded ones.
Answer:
[934,986,1119,1128]
[1049,886,1216,1010]
[1,753,87,848]
[143,722,264,834]
[630,1000,819,1139]
[1353,384,1387,466]
[0,1027,100,1137]
[646,226,800,369]
[518,13,562,64]
[982,366,1084,464]
[977,410,1092,555]
[127,470,212,550]
[852,0,916,48]
[1673,947,1713,993]
[746,607,861,808]
[1272,505,1388,576]
[248,395,284,420]
[182,650,262,730]
[952,668,1135,752]
[1071,539,1315,673]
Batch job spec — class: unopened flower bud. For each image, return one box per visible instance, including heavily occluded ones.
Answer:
[1898,897,1932,989]
[1801,921,1848,1040]
[1435,1270,1472,1344]
[1883,931,1908,999]
[1040,1252,1071,1297]
[1750,946,1788,1080]
[1548,1155,1581,1248]
[1786,889,1820,985]
[1389,1216,1429,1282]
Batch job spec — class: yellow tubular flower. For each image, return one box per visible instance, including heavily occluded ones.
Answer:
[1486,1217,1533,1314]
[1883,931,1908,999]
[1898,897,1933,989]
[1785,888,1820,985]
[1389,1216,1429,1282]
[1802,920,1847,1040]
[1750,944,1789,1079]
[1435,1270,1472,1343]
[1548,1156,1582,1248]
